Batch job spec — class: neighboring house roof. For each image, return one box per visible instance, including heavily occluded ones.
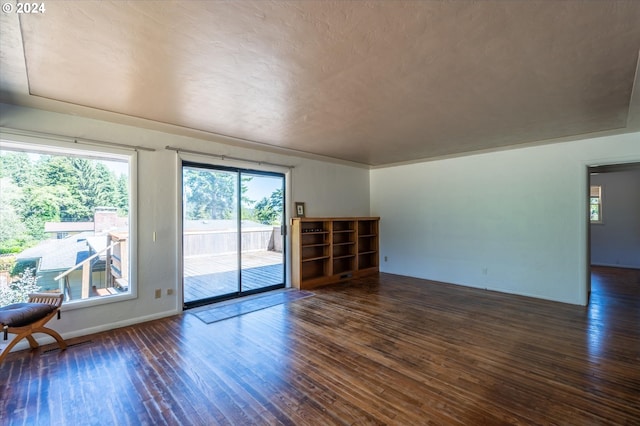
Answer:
[16,232,105,272]
[44,215,128,234]
[44,222,94,233]
[86,236,108,255]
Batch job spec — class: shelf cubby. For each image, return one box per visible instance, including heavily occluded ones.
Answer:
[292,217,379,289]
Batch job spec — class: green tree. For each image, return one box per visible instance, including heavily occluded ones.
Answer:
[183,169,237,220]
[0,178,29,253]
[71,157,97,216]
[41,156,77,190]
[36,156,123,222]
[37,156,93,221]
[1,149,129,252]
[253,188,283,225]
[56,185,92,222]
[16,186,62,240]
[0,267,41,307]
[115,174,129,215]
[93,162,119,209]
[0,151,34,186]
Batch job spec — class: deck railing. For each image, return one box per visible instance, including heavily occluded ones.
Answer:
[54,241,120,299]
[184,227,280,257]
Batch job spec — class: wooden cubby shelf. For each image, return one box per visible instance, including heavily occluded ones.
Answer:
[292,217,380,290]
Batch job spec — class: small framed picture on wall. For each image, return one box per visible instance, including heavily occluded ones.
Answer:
[295,202,306,217]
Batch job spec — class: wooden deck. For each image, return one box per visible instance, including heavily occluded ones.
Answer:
[183,250,284,302]
[1,266,639,424]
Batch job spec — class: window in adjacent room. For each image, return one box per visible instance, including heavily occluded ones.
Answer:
[590,185,602,223]
[0,137,135,307]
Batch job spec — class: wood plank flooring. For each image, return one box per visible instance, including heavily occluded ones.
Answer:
[1,267,639,425]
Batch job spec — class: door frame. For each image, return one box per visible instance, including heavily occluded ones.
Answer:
[585,161,640,306]
[180,160,287,309]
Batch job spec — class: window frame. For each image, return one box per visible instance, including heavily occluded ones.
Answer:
[0,132,138,311]
[589,185,603,224]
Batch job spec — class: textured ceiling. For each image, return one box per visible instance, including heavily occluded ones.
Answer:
[1,1,640,166]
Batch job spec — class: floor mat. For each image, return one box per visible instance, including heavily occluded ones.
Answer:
[190,290,314,324]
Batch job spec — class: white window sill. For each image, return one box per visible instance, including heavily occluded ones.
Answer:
[60,291,137,312]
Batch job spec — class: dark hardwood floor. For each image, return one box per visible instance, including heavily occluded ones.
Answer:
[1,267,639,425]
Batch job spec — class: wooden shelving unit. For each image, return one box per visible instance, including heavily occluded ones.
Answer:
[291,217,379,289]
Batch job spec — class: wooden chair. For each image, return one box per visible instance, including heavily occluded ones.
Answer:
[0,293,67,362]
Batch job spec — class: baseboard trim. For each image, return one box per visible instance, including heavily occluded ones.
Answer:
[591,263,640,270]
[5,309,181,354]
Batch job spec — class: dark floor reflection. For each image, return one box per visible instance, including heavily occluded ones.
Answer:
[587,266,640,359]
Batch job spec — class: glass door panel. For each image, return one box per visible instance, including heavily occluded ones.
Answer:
[182,163,285,308]
[183,165,239,304]
[240,172,285,293]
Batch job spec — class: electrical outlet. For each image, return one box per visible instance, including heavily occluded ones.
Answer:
[155,289,162,299]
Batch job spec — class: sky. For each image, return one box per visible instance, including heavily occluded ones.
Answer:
[243,174,283,204]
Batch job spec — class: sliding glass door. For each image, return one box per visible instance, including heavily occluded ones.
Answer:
[182,162,285,308]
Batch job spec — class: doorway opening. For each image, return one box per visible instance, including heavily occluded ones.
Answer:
[587,161,640,305]
[182,161,286,309]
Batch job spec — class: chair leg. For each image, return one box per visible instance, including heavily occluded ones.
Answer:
[0,329,67,363]
[35,327,68,351]
[0,332,29,363]
[26,334,39,349]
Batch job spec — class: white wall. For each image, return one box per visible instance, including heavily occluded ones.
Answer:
[371,132,640,305]
[0,103,370,342]
[590,168,640,268]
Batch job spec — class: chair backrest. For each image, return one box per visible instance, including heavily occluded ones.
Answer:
[28,293,64,309]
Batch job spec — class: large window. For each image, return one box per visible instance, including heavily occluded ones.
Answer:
[0,137,135,307]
